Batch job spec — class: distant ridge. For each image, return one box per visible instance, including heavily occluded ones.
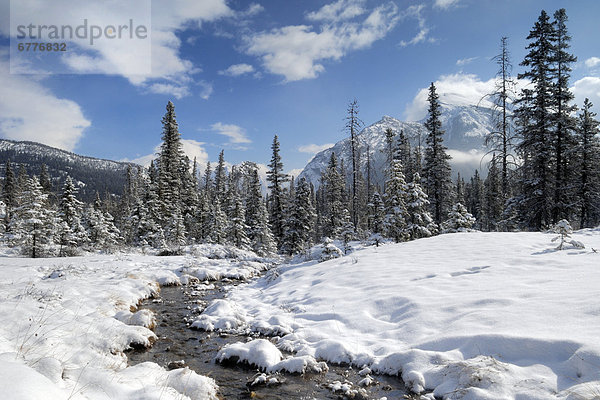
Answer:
[0,139,138,201]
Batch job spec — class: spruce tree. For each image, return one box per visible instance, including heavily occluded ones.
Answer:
[367,191,385,235]
[266,135,289,247]
[227,193,251,251]
[404,172,435,240]
[576,99,600,228]
[214,150,227,202]
[157,101,187,242]
[396,129,413,179]
[281,177,315,255]
[442,203,476,233]
[3,160,16,227]
[322,153,345,238]
[484,155,503,231]
[515,10,556,230]
[208,198,227,244]
[245,169,276,256]
[9,176,56,258]
[58,176,89,255]
[39,164,52,194]
[423,83,452,224]
[383,159,408,242]
[550,8,577,223]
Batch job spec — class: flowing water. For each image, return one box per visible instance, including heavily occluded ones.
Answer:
[127,280,413,399]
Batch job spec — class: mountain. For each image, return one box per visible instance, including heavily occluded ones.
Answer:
[298,104,497,187]
[0,140,136,201]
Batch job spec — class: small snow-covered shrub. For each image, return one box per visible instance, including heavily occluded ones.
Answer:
[551,219,585,250]
[442,203,476,233]
[320,237,343,261]
[367,233,384,247]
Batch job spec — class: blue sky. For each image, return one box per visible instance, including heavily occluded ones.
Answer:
[1,0,599,175]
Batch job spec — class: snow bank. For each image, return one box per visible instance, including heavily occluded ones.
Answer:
[0,246,267,399]
[206,231,600,399]
[216,338,329,374]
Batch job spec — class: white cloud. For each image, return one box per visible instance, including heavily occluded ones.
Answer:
[434,0,460,10]
[245,2,400,81]
[447,149,491,166]
[210,122,252,147]
[0,55,90,151]
[404,74,496,120]
[298,143,334,154]
[584,57,600,69]
[198,81,214,100]
[456,56,478,66]
[398,5,433,48]
[572,76,600,114]
[5,0,233,99]
[306,0,366,22]
[218,63,255,77]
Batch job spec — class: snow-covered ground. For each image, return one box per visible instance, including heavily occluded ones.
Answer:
[0,245,270,400]
[195,230,600,399]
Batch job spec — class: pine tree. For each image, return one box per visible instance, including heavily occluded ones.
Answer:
[346,99,363,231]
[404,172,436,240]
[423,83,453,224]
[550,8,577,223]
[383,159,408,242]
[576,99,600,228]
[266,135,289,246]
[515,10,556,230]
[281,177,316,255]
[245,169,276,256]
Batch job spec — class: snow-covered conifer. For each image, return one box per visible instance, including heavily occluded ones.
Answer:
[267,135,289,246]
[281,177,315,255]
[9,176,56,257]
[442,203,476,233]
[404,172,436,240]
[227,194,251,251]
[245,169,276,256]
[367,191,385,235]
[423,83,453,224]
[383,159,408,242]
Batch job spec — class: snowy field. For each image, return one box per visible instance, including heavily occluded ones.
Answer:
[0,245,270,400]
[199,230,600,400]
